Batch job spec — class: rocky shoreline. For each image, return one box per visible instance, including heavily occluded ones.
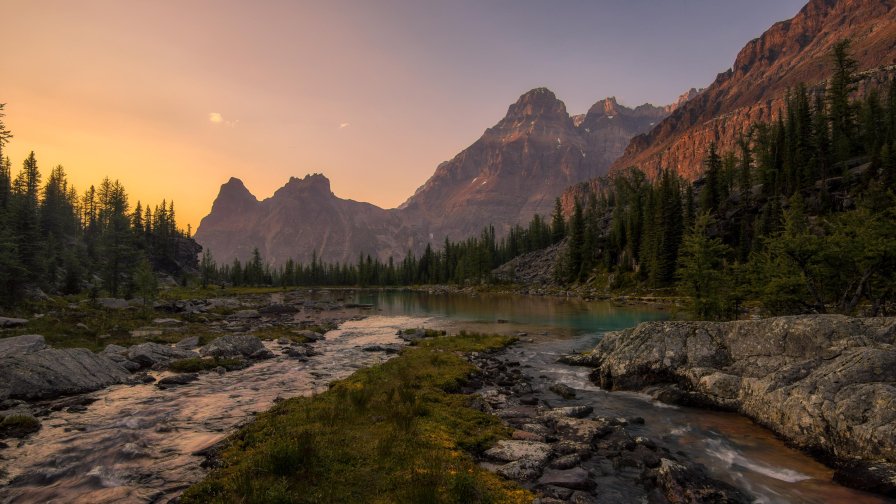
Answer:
[466,347,749,503]
[563,315,896,497]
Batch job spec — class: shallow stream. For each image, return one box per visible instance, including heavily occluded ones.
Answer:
[0,290,892,503]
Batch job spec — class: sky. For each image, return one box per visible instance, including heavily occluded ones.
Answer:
[3,0,807,231]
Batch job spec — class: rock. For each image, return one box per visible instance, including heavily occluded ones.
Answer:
[549,383,577,399]
[512,430,544,442]
[204,298,242,310]
[0,348,129,400]
[495,459,544,481]
[295,330,325,341]
[127,343,197,369]
[152,318,182,326]
[541,405,593,420]
[0,317,28,328]
[653,458,748,503]
[201,334,265,358]
[0,335,47,357]
[483,440,552,467]
[156,373,199,389]
[96,298,130,310]
[259,304,299,315]
[0,413,41,438]
[834,461,896,497]
[361,344,402,354]
[229,309,260,320]
[250,348,275,360]
[549,454,582,470]
[175,336,200,349]
[537,467,594,491]
[580,315,896,487]
[129,328,164,338]
[124,372,156,385]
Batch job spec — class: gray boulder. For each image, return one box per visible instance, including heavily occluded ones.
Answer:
[0,348,129,400]
[0,335,47,357]
[578,315,896,493]
[175,336,201,349]
[127,343,197,368]
[201,334,265,358]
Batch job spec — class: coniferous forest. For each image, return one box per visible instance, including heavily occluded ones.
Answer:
[0,103,196,306]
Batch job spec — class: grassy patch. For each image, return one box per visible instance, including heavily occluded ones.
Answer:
[168,356,245,373]
[402,327,448,338]
[251,326,310,344]
[180,332,529,504]
[0,415,41,438]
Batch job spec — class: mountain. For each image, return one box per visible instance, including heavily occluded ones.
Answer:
[194,175,421,265]
[399,89,673,243]
[196,89,681,264]
[611,0,896,180]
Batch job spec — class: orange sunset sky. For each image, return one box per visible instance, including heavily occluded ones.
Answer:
[3,0,805,231]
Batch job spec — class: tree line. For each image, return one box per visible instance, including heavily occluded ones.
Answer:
[0,103,194,305]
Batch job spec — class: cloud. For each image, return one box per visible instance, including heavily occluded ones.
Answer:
[209,112,238,127]
[339,122,351,129]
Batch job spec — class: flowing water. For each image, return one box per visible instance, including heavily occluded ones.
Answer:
[0,290,892,503]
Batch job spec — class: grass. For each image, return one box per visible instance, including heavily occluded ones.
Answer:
[251,326,311,344]
[0,414,41,438]
[180,332,531,504]
[402,328,448,338]
[168,356,245,373]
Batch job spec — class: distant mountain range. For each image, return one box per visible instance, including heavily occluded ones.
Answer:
[195,0,896,265]
[195,90,681,264]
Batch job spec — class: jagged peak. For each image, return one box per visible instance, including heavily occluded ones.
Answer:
[217,177,256,200]
[275,173,333,198]
[503,87,568,121]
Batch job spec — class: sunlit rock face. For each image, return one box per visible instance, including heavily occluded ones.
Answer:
[610,0,896,181]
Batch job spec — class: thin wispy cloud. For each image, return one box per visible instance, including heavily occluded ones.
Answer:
[339,122,351,129]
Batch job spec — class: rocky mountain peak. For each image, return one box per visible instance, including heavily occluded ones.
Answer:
[211,177,257,212]
[276,173,333,198]
[503,87,568,122]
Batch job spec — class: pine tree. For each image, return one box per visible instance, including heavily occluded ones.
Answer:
[700,142,722,213]
[677,212,731,319]
[550,197,565,243]
[828,39,858,164]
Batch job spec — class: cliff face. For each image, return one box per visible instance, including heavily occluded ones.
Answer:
[196,89,681,264]
[611,0,896,180]
[193,175,422,265]
[399,89,674,243]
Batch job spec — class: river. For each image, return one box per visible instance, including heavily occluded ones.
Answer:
[0,290,891,503]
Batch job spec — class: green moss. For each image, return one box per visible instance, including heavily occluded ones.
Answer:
[0,415,41,438]
[180,332,530,504]
[251,326,310,344]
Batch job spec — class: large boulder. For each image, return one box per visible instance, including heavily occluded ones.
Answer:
[577,315,896,494]
[127,343,197,368]
[200,334,265,358]
[0,335,47,357]
[0,348,130,400]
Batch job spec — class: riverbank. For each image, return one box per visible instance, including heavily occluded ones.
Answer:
[181,332,532,503]
[564,315,896,498]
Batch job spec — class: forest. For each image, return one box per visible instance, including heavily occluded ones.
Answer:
[0,105,196,306]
